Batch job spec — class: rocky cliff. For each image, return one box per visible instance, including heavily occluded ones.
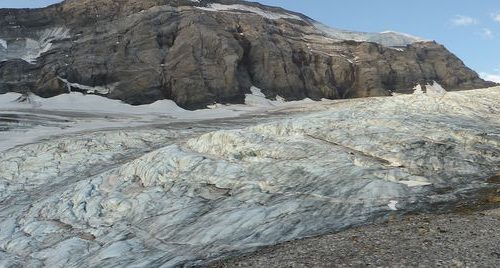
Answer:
[0,0,496,109]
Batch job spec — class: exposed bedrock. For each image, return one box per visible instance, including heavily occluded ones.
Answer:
[0,0,496,109]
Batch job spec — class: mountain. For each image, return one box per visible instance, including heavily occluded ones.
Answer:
[0,0,496,109]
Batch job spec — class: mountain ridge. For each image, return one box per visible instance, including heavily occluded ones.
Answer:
[0,0,496,109]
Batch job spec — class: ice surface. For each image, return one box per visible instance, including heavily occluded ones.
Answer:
[426,81,447,95]
[196,4,302,20]
[245,86,276,107]
[0,90,329,153]
[0,27,70,63]
[0,86,499,267]
[0,92,240,117]
[0,39,7,50]
[412,81,447,96]
[313,23,426,46]
[388,200,398,211]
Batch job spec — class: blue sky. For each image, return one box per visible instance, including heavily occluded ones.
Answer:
[2,0,500,82]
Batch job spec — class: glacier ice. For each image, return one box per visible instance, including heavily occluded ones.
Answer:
[0,39,7,50]
[0,27,70,63]
[196,4,303,21]
[0,87,499,267]
[313,22,425,47]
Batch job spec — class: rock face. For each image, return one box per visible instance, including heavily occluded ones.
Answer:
[0,0,496,108]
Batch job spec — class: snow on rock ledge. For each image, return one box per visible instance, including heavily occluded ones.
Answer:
[195,4,302,21]
[0,27,70,63]
[0,87,499,267]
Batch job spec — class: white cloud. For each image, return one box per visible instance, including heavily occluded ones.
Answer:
[450,15,479,26]
[481,28,494,39]
[480,72,500,83]
[492,13,500,23]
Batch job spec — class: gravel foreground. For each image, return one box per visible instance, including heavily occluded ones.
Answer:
[209,206,500,267]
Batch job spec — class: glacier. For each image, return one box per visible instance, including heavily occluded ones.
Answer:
[0,27,70,63]
[0,86,499,267]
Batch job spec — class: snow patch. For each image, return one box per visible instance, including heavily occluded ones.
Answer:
[388,200,398,211]
[0,27,70,63]
[388,47,405,52]
[0,92,243,119]
[379,31,424,40]
[275,95,286,103]
[413,81,447,96]
[314,23,426,47]
[0,39,7,49]
[480,72,500,83]
[426,81,447,95]
[250,86,266,98]
[196,4,302,20]
[314,22,370,42]
[244,86,316,107]
[368,31,427,47]
[398,181,433,187]
[58,77,117,95]
[413,84,425,95]
[245,86,275,107]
